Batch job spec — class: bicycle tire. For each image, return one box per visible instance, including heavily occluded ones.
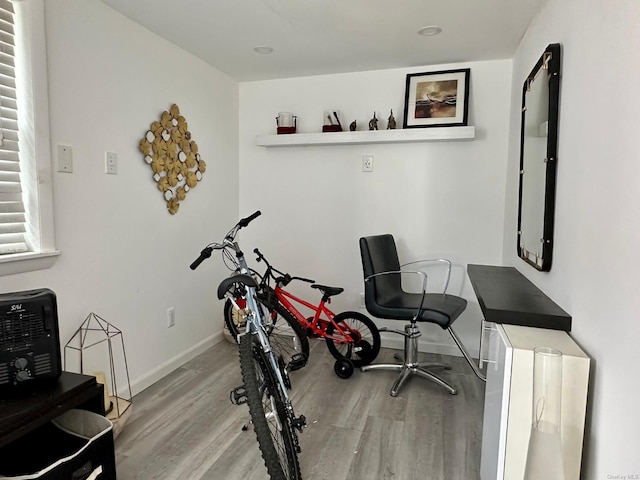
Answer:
[325,311,381,367]
[239,333,302,480]
[224,298,310,369]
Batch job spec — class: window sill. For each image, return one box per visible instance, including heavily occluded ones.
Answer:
[0,250,61,277]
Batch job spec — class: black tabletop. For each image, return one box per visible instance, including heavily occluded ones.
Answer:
[467,264,571,331]
[0,371,103,449]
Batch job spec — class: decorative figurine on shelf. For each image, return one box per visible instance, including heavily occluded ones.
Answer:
[387,110,396,129]
[368,112,378,130]
[349,120,357,131]
[333,111,342,130]
[322,110,343,132]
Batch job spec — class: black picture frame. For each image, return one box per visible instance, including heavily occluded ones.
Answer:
[402,68,470,128]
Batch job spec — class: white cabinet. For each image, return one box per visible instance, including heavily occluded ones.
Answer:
[481,323,513,480]
[479,322,590,480]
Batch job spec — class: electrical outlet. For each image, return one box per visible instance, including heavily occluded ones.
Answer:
[362,155,373,172]
[167,307,175,328]
[105,152,117,174]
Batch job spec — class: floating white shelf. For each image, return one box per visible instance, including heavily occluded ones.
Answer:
[256,126,475,147]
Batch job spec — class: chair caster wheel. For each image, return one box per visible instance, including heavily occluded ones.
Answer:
[334,358,354,378]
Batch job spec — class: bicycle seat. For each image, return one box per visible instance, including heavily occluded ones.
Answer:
[311,284,344,298]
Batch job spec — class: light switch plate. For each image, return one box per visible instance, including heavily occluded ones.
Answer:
[57,145,73,173]
[105,152,117,174]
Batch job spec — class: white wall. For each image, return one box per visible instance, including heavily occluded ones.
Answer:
[239,60,512,356]
[0,0,239,394]
[503,0,640,477]
[2,1,629,474]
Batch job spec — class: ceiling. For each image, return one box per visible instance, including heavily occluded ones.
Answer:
[99,0,545,82]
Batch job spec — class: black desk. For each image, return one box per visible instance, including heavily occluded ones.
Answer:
[0,372,116,479]
[0,371,105,449]
[467,264,571,331]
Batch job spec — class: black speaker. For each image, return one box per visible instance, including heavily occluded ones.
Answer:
[0,288,62,387]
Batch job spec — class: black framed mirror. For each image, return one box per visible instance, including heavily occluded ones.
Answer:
[517,43,561,271]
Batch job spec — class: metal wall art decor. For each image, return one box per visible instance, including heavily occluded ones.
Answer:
[139,104,206,215]
[403,69,470,128]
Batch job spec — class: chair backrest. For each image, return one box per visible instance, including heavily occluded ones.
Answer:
[359,234,403,315]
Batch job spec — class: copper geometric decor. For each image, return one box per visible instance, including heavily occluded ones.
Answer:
[139,104,206,215]
[64,312,133,437]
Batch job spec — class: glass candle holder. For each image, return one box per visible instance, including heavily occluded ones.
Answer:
[524,346,565,480]
[276,112,297,134]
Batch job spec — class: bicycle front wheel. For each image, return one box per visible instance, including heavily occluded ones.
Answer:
[325,311,381,367]
[239,333,302,480]
[225,298,310,369]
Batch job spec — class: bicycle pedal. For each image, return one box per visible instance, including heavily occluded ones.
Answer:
[288,353,307,372]
[230,385,247,406]
[278,356,292,390]
[292,414,306,433]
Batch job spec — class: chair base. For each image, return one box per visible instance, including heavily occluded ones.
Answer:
[360,323,457,397]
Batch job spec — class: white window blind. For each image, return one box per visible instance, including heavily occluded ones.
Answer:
[0,0,27,255]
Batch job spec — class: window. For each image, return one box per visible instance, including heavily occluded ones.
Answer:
[0,0,57,276]
[0,1,26,255]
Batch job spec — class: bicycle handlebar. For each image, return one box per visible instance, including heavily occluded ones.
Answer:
[239,210,261,228]
[190,210,261,270]
[253,248,315,285]
[190,246,213,270]
[254,248,267,264]
[289,275,315,284]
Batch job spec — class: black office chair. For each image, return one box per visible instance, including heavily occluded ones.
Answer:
[359,234,485,397]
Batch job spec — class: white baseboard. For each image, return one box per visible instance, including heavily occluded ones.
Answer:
[380,334,479,358]
[130,331,224,396]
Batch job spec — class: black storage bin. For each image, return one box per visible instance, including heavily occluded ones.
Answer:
[0,409,115,479]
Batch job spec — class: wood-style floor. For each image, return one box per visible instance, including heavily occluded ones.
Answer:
[115,338,485,480]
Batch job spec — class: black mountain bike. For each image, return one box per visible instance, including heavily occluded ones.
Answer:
[190,212,306,480]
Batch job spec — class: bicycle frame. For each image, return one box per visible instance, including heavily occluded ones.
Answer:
[191,211,305,478]
[226,239,295,408]
[274,286,356,346]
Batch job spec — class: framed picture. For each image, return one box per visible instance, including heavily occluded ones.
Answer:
[403,68,470,128]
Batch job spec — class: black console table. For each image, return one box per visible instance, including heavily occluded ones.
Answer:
[0,371,116,478]
[467,264,571,331]
[0,372,104,449]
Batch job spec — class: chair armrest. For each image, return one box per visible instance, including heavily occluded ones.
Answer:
[400,258,451,294]
[364,270,428,290]
[364,270,428,321]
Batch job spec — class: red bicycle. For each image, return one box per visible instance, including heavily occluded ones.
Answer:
[224,249,381,378]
